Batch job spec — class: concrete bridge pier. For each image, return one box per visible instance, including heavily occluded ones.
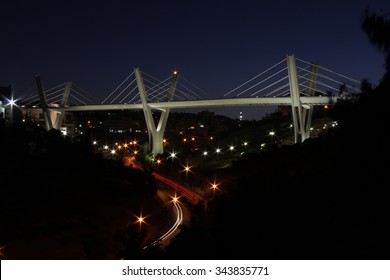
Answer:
[36,75,72,131]
[286,54,318,143]
[134,68,179,156]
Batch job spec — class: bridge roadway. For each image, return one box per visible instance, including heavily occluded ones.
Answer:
[45,96,340,112]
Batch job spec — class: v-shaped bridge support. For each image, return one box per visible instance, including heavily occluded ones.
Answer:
[36,75,72,131]
[134,68,179,156]
[287,55,318,144]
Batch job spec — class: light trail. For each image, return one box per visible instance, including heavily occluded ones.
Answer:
[142,197,183,250]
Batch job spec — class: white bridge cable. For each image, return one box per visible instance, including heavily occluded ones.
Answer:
[297,65,346,89]
[142,72,207,102]
[45,83,67,93]
[140,71,176,102]
[142,76,172,102]
[302,77,343,94]
[175,82,203,100]
[46,88,65,99]
[67,93,91,105]
[298,74,331,96]
[298,82,330,96]
[101,70,135,104]
[149,84,172,102]
[295,60,362,96]
[119,85,139,104]
[222,57,287,97]
[72,83,101,104]
[151,82,175,101]
[45,86,66,104]
[178,75,207,99]
[109,78,137,104]
[296,57,362,84]
[174,87,198,100]
[314,72,361,93]
[141,71,168,84]
[242,68,288,97]
[69,88,96,105]
[274,87,291,97]
[248,76,289,97]
[263,81,291,97]
[298,71,360,95]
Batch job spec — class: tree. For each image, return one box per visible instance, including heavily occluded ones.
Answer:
[362,8,390,91]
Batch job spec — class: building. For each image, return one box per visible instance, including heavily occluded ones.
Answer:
[0,86,12,122]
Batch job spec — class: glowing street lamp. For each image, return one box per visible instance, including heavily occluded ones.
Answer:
[169,151,177,162]
[6,97,16,123]
[134,213,146,228]
[7,98,16,106]
[183,164,191,175]
[210,181,219,191]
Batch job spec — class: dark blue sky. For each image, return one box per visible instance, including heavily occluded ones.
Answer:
[1,0,389,120]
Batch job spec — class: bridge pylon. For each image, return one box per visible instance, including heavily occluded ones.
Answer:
[134,67,178,156]
[35,75,72,131]
[35,75,53,130]
[287,54,318,143]
[53,81,72,130]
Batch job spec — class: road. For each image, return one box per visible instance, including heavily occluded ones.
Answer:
[123,160,203,251]
[141,182,192,251]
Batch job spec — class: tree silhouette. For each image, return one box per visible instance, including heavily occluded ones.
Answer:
[362,8,390,91]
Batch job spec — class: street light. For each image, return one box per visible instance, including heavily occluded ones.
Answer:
[183,163,191,176]
[210,181,219,191]
[169,151,177,164]
[134,213,147,228]
[5,97,17,123]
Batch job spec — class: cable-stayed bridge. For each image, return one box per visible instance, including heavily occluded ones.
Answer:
[16,54,362,156]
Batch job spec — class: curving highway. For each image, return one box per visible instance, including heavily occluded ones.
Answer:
[142,191,183,250]
[142,189,184,251]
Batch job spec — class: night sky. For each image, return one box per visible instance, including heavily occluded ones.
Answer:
[1,0,389,120]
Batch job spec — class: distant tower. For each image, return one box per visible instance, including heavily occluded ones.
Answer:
[239,111,243,121]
